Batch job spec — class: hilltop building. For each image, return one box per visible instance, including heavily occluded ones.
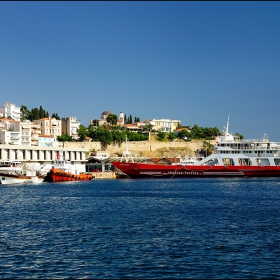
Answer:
[150,119,180,133]
[61,117,81,140]
[91,111,125,127]
[33,118,62,138]
[99,110,112,125]
[0,101,21,121]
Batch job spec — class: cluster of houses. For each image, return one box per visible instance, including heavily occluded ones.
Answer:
[0,101,183,147]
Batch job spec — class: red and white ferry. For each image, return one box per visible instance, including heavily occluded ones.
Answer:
[111,117,280,178]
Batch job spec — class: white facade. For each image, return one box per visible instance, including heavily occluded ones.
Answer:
[119,112,124,125]
[61,117,81,139]
[38,135,59,147]
[0,102,21,121]
[21,120,32,146]
[0,144,88,173]
[31,123,42,146]
[0,119,21,145]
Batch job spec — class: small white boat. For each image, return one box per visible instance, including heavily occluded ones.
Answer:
[0,172,44,185]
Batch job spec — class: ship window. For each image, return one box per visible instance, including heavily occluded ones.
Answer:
[223,158,234,166]
[256,158,270,166]
[238,158,252,166]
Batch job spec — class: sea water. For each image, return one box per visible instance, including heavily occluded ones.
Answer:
[0,178,280,279]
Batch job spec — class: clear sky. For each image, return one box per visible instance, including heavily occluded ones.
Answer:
[1,1,280,140]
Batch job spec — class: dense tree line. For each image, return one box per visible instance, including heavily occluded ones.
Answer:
[20,105,60,121]
[124,114,140,124]
[177,125,221,140]
[76,125,148,147]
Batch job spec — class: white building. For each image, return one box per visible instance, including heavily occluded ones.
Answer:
[0,119,21,145]
[0,144,88,174]
[0,102,21,121]
[119,112,124,126]
[61,117,81,139]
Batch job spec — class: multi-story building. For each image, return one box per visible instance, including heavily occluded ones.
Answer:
[0,102,21,121]
[61,117,81,140]
[31,123,42,146]
[150,119,181,133]
[33,118,62,138]
[0,119,21,145]
[20,120,32,146]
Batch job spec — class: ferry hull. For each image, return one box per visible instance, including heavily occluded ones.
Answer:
[111,162,280,178]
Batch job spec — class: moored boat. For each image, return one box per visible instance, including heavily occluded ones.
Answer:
[0,173,44,185]
[111,117,280,178]
[44,153,94,182]
[0,161,45,185]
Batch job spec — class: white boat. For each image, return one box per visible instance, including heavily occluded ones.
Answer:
[0,161,45,185]
[0,172,44,185]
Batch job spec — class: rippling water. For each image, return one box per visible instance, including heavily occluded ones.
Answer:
[1,178,280,278]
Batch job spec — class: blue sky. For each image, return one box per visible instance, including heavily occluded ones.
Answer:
[1,1,280,140]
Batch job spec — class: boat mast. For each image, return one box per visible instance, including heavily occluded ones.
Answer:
[121,136,134,163]
[225,116,230,137]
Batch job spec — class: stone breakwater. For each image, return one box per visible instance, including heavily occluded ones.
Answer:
[63,140,215,158]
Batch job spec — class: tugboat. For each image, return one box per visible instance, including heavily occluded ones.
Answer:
[45,152,94,182]
[110,117,280,178]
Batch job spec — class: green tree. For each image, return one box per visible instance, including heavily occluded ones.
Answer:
[191,124,204,139]
[57,133,74,142]
[167,132,177,141]
[178,129,191,139]
[89,126,112,147]
[112,130,126,144]
[127,115,132,124]
[157,132,166,141]
[91,119,99,127]
[52,113,60,120]
[77,125,88,141]
[39,106,45,119]
[20,105,31,121]
[126,131,148,141]
[106,114,118,125]
[30,108,40,121]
